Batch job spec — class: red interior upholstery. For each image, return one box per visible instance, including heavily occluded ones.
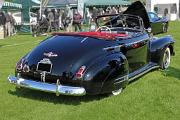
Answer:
[53,32,128,40]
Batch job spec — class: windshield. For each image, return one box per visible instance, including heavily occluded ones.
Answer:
[96,14,144,32]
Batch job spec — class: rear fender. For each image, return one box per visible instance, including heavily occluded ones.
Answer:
[83,52,129,94]
[150,35,175,63]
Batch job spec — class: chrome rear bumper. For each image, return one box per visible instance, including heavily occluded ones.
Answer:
[8,75,86,96]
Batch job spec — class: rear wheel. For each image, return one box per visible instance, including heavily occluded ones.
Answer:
[112,87,123,95]
[159,47,171,69]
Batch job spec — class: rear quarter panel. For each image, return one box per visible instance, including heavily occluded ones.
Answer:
[83,52,129,94]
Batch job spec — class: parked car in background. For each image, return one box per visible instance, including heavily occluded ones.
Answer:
[12,12,37,25]
[148,12,169,35]
[8,1,175,96]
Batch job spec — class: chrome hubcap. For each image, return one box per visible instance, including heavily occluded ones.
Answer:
[112,88,123,96]
[163,48,170,69]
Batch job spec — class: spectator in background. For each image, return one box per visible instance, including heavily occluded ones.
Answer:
[62,5,73,32]
[99,8,105,16]
[31,18,38,37]
[37,10,41,22]
[9,12,16,35]
[47,9,54,32]
[31,14,49,37]
[92,7,98,21]
[0,11,6,25]
[37,14,49,35]
[58,9,63,30]
[61,9,67,30]
[0,11,6,38]
[106,7,111,14]
[87,8,92,25]
[111,7,118,14]
[73,10,82,32]
[54,9,59,31]
[5,12,11,37]
[66,6,73,32]
[118,5,122,13]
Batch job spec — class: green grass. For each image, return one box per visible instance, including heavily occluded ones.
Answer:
[0,22,180,120]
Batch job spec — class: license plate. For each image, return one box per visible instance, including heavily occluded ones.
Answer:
[37,58,52,73]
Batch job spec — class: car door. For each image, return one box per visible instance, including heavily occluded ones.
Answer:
[121,33,149,73]
[148,12,162,34]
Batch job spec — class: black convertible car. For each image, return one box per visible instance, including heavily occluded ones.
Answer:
[8,1,175,96]
[148,12,169,35]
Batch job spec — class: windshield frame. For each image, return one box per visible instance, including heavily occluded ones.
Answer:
[95,14,145,32]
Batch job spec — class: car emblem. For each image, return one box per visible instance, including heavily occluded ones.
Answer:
[43,52,58,57]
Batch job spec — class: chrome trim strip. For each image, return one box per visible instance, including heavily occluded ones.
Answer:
[128,65,159,81]
[114,75,128,84]
[103,45,123,51]
[8,75,86,96]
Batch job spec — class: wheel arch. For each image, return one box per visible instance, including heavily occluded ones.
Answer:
[150,35,175,63]
[168,44,175,56]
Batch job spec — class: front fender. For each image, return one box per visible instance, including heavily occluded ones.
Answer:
[82,52,129,94]
[150,35,175,63]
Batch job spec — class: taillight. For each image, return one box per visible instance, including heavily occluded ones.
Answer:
[75,66,86,79]
[23,64,30,73]
[16,59,25,71]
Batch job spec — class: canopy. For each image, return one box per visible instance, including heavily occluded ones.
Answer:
[2,1,22,9]
[47,0,77,7]
[84,0,131,6]
[31,0,41,4]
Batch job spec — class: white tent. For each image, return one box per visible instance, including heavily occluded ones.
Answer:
[146,0,179,21]
[32,0,41,4]
[0,0,4,9]
[2,1,22,9]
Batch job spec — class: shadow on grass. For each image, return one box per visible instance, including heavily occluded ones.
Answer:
[8,88,108,105]
[161,66,180,80]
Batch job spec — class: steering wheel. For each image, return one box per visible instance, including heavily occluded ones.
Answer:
[96,26,112,33]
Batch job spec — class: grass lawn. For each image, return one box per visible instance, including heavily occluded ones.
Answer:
[0,22,180,120]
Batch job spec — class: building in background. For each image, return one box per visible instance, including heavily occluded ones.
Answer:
[146,0,179,21]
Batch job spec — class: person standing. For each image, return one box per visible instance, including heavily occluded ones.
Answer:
[66,6,73,32]
[92,7,98,21]
[111,7,118,14]
[54,9,59,31]
[9,12,16,35]
[61,9,67,31]
[47,9,54,32]
[0,11,6,38]
[5,12,11,37]
[73,10,82,32]
[85,8,91,25]
[62,6,72,32]
[59,9,63,30]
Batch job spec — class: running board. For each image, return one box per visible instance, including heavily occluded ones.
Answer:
[128,63,159,82]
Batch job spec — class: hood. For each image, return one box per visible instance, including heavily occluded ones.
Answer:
[123,1,150,29]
